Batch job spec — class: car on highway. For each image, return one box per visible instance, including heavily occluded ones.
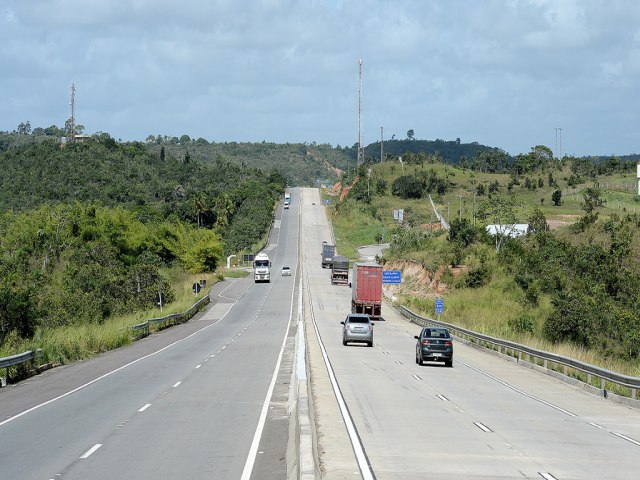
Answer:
[414,327,453,367]
[341,313,373,347]
[281,266,292,276]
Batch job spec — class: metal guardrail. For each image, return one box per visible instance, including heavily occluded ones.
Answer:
[129,294,210,337]
[0,349,42,369]
[0,295,211,386]
[0,349,43,387]
[428,194,450,231]
[398,305,640,401]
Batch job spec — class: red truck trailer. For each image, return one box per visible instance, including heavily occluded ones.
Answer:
[351,263,383,319]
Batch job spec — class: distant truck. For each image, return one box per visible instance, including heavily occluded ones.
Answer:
[253,252,271,283]
[331,256,349,285]
[351,263,383,319]
[284,192,291,209]
[321,243,336,268]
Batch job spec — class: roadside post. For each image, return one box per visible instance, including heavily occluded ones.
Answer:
[435,298,444,321]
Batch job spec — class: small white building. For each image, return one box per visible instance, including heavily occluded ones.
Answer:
[485,224,529,238]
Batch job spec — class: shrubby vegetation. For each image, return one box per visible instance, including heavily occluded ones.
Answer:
[0,130,286,349]
[333,147,640,366]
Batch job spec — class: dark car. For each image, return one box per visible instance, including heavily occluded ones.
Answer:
[414,327,453,367]
[341,313,373,347]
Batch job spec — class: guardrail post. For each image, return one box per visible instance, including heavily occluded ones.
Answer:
[632,388,637,400]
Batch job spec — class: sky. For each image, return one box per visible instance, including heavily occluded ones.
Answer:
[2,0,640,157]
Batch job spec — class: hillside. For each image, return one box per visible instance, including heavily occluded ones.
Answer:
[329,155,640,374]
[146,139,354,187]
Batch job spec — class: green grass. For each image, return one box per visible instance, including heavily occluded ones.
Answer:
[0,268,221,371]
[329,202,385,259]
[331,160,640,379]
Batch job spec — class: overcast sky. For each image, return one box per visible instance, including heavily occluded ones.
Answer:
[2,0,640,157]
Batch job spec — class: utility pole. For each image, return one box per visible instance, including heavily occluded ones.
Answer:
[380,126,383,163]
[558,128,562,160]
[357,58,364,166]
[473,192,477,226]
[554,127,564,160]
[456,194,464,221]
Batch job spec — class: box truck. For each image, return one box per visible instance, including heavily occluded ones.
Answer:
[331,256,349,285]
[321,243,336,268]
[351,263,383,319]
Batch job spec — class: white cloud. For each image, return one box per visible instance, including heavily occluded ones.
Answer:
[1,0,640,155]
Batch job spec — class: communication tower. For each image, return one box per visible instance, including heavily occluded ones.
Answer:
[357,59,364,166]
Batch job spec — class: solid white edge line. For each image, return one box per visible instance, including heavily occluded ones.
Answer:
[459,359,577,417]
[80,444,102,459]
[611,431,640,446]
[309,287,375,480]
[239,275,295,480]
[0,280,250,428]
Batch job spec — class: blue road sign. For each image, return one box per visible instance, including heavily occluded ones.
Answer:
[435,298,444,314]
[382,270,402,284]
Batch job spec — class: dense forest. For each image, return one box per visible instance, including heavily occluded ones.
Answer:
[0,131,286,347]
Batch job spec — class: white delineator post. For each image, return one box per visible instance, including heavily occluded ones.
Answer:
[637,161,640,195]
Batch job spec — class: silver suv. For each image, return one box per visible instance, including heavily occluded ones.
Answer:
[341,313,373,347]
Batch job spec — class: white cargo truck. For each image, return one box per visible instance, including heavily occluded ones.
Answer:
[253,252,271,283]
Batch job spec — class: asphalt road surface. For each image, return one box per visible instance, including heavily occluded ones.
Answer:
[0,195,300,480]
[299,187,640,480]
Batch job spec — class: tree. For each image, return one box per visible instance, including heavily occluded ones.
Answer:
[17,121,31,135]
[527,207,548,234]
[581,186,604,214]
[407,129,415,140]
[448,218,478,247]
[477,195,517,252]
[391,175,423,199]
[551,190,562,206]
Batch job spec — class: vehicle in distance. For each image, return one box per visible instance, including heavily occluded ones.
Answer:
[281,266,292,276]
[321,243,336,268]
[331,255,349,285]
[341,313,373,347]
[414,327,453,367]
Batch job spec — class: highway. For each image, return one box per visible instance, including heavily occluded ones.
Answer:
[0,200,299,480]
[299,187,640,480]
[3,186,640,480]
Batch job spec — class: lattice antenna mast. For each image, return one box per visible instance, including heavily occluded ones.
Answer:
[357,59,364,166]
[69,82,76,141]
